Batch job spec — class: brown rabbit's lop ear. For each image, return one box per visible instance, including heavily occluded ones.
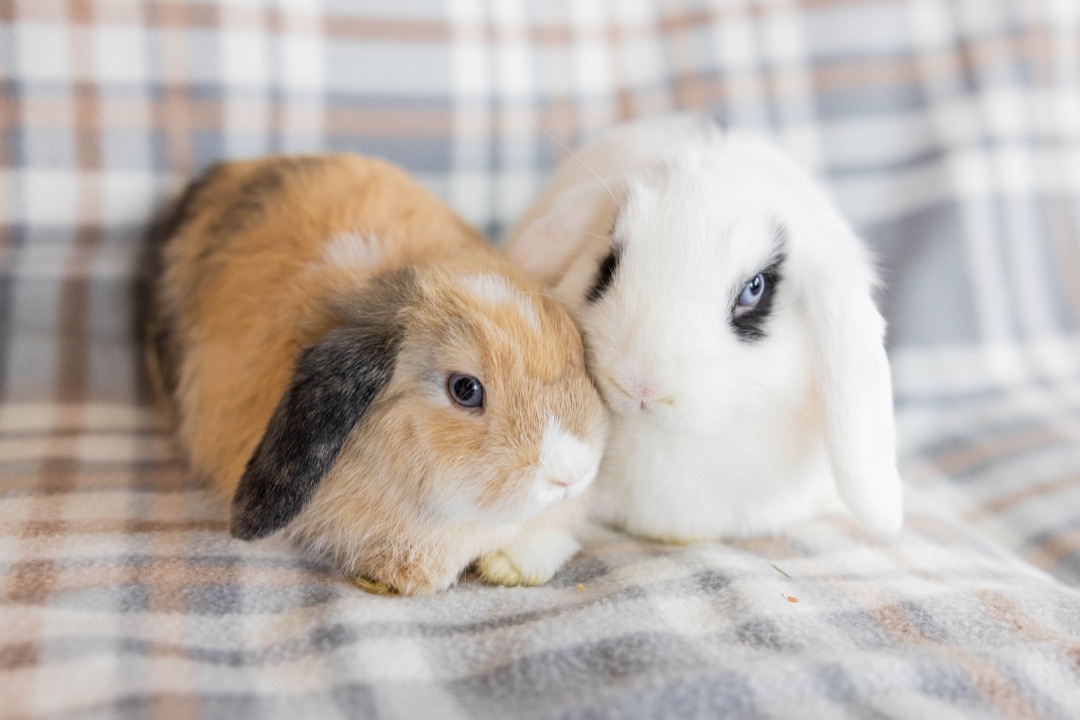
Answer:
[804,230,904,535]
[230,275,413,541]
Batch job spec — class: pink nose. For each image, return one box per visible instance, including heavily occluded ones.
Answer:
[606,373,674,412]
[633,381,658,401]
[551,468,590,489]
[632,382,675,411]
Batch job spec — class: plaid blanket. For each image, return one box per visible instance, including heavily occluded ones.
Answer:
[2,1,1080,718]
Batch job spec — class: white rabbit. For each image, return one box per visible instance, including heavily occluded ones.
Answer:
[505,113,902,542]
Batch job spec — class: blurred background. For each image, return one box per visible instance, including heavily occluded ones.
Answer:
[1,0,1078,412]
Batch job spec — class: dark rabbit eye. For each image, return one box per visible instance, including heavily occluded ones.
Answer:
[735,273,766,314]
[448,373,484,409]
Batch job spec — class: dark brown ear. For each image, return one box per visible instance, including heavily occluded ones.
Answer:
[229,265,423,541]
[230,323,401,540]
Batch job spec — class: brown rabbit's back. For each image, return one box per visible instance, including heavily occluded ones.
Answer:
[149,154,496,501]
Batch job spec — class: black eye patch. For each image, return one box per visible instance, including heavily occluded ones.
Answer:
[730,253,786,342]
[586,248,620,303]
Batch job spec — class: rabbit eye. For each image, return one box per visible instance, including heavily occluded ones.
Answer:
[735,274,766,315]
[730,256,784,343]
[448,373,484,409]
[587,248,620,303]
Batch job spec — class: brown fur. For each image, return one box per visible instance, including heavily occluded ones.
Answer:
[148,154,607,595]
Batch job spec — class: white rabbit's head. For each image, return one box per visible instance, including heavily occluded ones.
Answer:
[509,126,902,534]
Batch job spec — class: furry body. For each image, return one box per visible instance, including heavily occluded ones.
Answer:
[506,114,902,541]
[148,154,608,594]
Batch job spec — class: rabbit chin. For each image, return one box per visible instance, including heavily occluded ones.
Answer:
[590,368,832,541]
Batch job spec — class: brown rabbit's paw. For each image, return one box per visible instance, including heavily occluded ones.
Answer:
[476,551,540,587]
[351,575,399,596]
[478,525,581,588]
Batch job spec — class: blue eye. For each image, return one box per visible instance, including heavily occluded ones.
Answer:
[448,373,484,409]
[737,273,766,311]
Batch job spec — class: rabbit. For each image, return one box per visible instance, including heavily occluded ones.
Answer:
[504,113,902,543]
[145,154,609,595]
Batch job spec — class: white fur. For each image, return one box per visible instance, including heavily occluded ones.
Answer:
[477,521,582,587]
[475,417,602,526]
[458,273,540,329]
[321,231,382,268]
[535,417,600,504]
[505,113,903,540]
[472,419,600,588]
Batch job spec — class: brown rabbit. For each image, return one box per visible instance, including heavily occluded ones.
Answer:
[147,155,608,595]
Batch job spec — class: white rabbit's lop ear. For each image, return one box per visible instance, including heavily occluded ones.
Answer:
[506,178,622,288]
[804,231,904,534]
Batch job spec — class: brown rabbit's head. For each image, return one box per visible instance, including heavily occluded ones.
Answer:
[230,265,608,589]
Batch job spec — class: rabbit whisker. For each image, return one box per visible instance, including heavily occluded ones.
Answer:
[541,126,623,213]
